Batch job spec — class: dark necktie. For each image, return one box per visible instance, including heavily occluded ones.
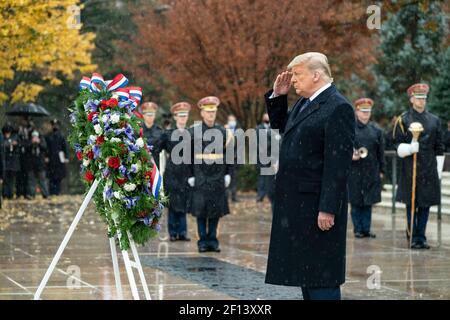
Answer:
[291,98,311,120]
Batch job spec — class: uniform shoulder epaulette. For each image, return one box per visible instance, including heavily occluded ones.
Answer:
[392,111,408,138]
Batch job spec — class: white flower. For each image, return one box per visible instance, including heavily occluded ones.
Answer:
[113,191,123,200]
[102,115,109,123]
[124,183,137,192]
[131,162,141,173]
[110,137,121,143]
[136,137,144,148]
[111,113,121,124]
[83,159,90,167]
[94,124,103,135]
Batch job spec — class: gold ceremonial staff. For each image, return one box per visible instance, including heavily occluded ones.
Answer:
[408,122,424,248]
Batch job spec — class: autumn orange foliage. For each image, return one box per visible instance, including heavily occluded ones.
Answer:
[126,0,375,128]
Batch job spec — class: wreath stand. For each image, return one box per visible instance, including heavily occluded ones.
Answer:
[33,179,151,300]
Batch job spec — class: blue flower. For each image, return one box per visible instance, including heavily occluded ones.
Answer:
[119,165,127,176]
[142,217,151,226]
[104,186,113,200]
[114,128,124,136]
[69,112,77,124]
[74,144,82,153]
[93,145,101,159]
[88,101,98,112]
[102,168,110,178]
[124,126,135,141]
[124,196,140,209]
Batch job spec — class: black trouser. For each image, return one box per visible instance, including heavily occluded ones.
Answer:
[49,177,63,195]
[3,170,17,199]
[257,174,274,201]
[27,169,49,197]
[15,169,27,197]
[168,208,188,238]
[197,217,220,249]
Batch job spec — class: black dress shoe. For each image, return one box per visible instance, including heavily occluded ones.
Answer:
[169,236,177,242]
[208,246,221,252]
[355,232,365,238]
[363,232,376,238]
[422,243,431,249]
[416,242,430,249]
[178,235,191,241]
[411,242,421,249]
[198,246,208,253]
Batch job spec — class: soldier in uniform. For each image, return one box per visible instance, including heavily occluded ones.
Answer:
[141,102,164,168]
[188,96,233,252]
[393,83,444,249]
[348,98,385,238]
[159,102,193,241]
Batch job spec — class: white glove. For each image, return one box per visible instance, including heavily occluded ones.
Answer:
[188,177,195,187]
[410,141,419,153]
[224,174,231,188]
[397,142,419,158]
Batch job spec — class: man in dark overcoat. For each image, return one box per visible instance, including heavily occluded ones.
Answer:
[348,98,385,238]
[159,102,193,241]
[46,119,69,196]
[141,102,164,168]
[188,96,233,253]
[264,52,355,300]
[393,83,444,249]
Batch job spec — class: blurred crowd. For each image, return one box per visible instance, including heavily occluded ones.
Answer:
[0,119,69,201]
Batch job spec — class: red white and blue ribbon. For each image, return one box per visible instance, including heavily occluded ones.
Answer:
[150,163,162,199]
[90,73,105,92]
[114,88,130,101]
[107,74,129,91]
[79,73,142,106]
[79,76,91,90]
[128,87,143,103]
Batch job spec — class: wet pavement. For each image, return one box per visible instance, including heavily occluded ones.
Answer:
[0,193,449,300]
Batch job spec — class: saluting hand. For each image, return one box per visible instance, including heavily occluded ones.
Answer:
[318,211,335,231]
[273,71,293,96]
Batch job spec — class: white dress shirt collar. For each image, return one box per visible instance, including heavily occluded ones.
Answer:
[308,82,332,102]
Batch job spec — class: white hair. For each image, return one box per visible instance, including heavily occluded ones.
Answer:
[287,52,333,83]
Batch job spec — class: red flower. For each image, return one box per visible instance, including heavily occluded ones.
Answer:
[115,177,128,185]
[119,143,128,155]
[137,211,147,218]
[144,171,152,180]
[100,99,108,111]
[84,171,94,183]
[76,151,83,161]
[106,98,118,107]
[87,111,98,122]
[108,156,120,169]
[96,135,105,145]
[139,127,144,138]
[87,150,94,160]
